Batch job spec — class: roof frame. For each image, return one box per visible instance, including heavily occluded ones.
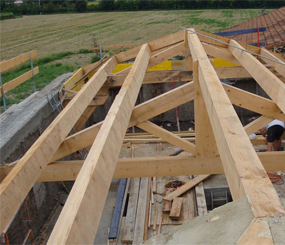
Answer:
[1,27,285,243]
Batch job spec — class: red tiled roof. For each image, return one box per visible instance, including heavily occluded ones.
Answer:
[223,7,285,47]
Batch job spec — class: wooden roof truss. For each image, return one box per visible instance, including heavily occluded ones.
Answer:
[1,28,285,244]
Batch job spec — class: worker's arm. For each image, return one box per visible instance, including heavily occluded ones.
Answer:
[260,128,267,138]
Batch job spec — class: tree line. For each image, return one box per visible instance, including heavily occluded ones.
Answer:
[1,0,284,15]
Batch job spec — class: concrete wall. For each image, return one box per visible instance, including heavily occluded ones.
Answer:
[0,73,73,244]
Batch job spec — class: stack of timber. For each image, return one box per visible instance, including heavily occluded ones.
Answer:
[108,142,211,244]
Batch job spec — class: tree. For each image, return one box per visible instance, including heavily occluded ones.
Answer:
[0,1,6,12]
[75,0,87,12]
[98,0,115,10]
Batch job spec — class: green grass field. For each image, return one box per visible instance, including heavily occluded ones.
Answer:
[0,9,273,109]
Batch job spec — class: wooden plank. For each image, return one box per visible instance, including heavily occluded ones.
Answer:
[244,116,273,136]
[237,219,274,245]
[195,182,207,216]
[158,217,162,235]
[169,197,183,220]
[143,177,151,241]
[229,39,285,114]
[188,30,285,217]
[137,121,196,155]
[47,44,151,244]
[107,70,192,86]
[162,189,173,213]
[50,81,195,162]
[222,83,285,122]
[0,50,37,72]
[163,175,210,202]
[259,48,285,79]
[122,178,140,243]
[133,177,148,245]
[0,57,117,233]
[0,67,39,97]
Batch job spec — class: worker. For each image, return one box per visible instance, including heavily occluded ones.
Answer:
[260,119,285,151]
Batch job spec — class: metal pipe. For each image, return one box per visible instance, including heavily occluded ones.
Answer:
[0,72,7,111]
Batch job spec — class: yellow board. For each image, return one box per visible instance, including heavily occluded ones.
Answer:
[63,59,235,92]
[213,58,238,67]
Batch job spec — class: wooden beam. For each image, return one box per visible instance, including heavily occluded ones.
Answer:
[133,177,148,245]
[73,104,96,131]
[202,44,241,65]
[237,219,274,245]
[229,39,285,114]
[195,182,207,216]
[222,83,285,122]
[164,175,210,201]
[0,67,39,97]
[0,57,117,233]
[114,41,187,76]
[0,50,37,72]
[169,197,183,220]
[50,82,195,162]
[136,121,196,156]
[122,178,140,243]
[1,152,285,182]
[115,30,184,63]
[195,29,260,54]
[259,48,285,79]
[148,42,187,69]
[188,30,284,218]
[192,59,218,158]
[215,66,251,79]
[48,44,151,244]
[244,116,273,136]
[106,70,192,86]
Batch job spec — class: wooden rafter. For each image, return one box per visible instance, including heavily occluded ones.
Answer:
[229,40,285,113]
[0,57,118,232]
[187,29,284,217]
[222,83,285,121]
[48,43,151,244]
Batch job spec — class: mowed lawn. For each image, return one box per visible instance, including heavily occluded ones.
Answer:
[1,9,270,64]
